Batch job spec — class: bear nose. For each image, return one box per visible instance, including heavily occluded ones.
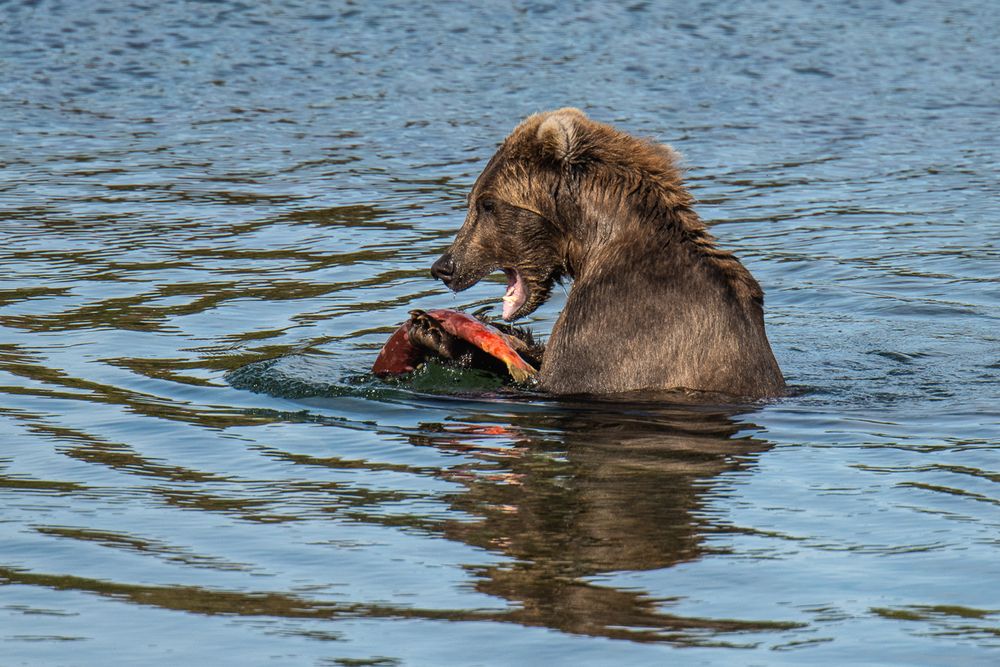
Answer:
[431,253,455,285]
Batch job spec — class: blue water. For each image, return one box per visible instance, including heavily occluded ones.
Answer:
[1,1,998,664]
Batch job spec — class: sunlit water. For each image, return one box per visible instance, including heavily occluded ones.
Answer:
[2,1,998,665]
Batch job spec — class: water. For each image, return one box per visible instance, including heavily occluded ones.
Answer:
[2,1,998,664]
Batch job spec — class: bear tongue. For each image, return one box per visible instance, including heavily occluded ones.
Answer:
[501,268,527,320]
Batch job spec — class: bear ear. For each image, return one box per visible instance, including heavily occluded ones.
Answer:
[536,107,587,163]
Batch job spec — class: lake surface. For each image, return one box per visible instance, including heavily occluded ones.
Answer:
[2,1,998,664]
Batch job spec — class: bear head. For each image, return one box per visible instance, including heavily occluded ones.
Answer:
[431,107,689,321]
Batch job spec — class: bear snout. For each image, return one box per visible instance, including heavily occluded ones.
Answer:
[430,252,456,286]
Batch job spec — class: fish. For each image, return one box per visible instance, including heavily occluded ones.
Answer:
[372,308,538,383]
[370,319,423,376]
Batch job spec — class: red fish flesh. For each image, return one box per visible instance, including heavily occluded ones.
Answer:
[372,308,538,383]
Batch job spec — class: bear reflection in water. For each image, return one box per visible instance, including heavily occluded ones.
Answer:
[421,108,786,399]
[405,398,792,642]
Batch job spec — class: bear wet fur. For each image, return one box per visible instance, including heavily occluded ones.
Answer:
[427,108,785,398]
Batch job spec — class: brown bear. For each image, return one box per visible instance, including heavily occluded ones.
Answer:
[424,108,785,398]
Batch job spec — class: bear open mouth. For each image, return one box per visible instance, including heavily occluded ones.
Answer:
[501,268,528,320]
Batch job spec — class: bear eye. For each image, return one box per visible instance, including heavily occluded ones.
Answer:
[480,198,497,214]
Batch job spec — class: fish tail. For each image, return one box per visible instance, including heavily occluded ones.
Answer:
[505,360,538,384]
